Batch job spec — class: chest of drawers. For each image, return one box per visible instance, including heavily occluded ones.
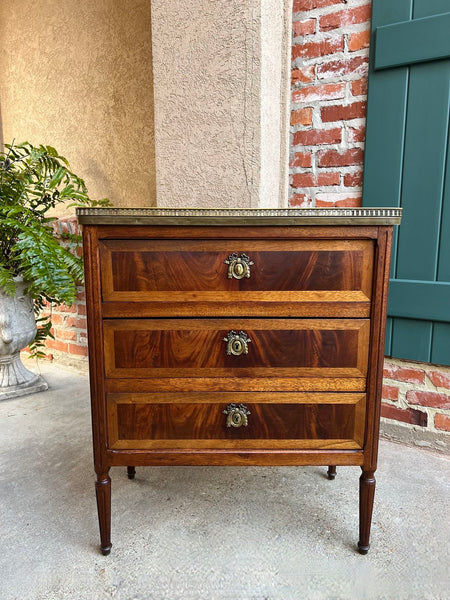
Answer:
[77,207,401,555]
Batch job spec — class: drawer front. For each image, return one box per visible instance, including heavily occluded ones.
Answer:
[103,318,370,380]
[107,392,366,450]
[100,239,374,317]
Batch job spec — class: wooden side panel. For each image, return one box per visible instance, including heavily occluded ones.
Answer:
[103,318,370,380]
[107,392,366,450]
[364,227,394,471]
[82,226,109,473]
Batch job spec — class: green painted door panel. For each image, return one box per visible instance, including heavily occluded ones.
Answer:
[375,13,450,70]
[414,0,450,19]
[385,317,393,356]
[432,324,450,365]
[363,0,450,366]
[437,140,450,282]
[391,319,433,363]
[389,281,450,322]
[396,62,450,280]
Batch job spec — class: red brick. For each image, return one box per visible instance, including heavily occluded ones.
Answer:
[407,391,450,410]
[321,101,367,123]
[49,314,64,325]
[317,172,340,186]
[290,152,313,168]
[382,384,399,402]
[294,0,345,10]
[289,193,311,207]
[55,329,77,341]
[291,107,313,126]
[68,343,89,357]
[76,290,86,301]
[319,5,371,32]
[428,370,450,390]
[348,126,366,143]
[292,66,315,85]
[291,173,315,188]
[293,127,342,146]
[383,364,426,385]
[321,197,361,207]
[46,339,69,353]
[293,19,316,37]
[291,172,340,188]
[349,29,371,52]
[293,82,346,104]
[77,303,87,315]
[64,316,87,329]
[381,404,427,427]
[315,193,361,207]
[344,171,363,187]
[54,303,77,314]
[316,56,368,80]
[435,413,450,432]
[292,37,344,61]
[351,78,368,97]
[318,148,364,167]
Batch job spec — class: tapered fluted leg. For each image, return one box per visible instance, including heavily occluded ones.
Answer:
[327,465,337,480]
[127,466,136,480]
[358,469,376,554]
[95,468,112,555]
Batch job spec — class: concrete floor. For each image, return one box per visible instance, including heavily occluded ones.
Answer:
[0,363,449,600]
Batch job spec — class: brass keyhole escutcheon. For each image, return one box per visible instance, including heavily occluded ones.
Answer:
[224,253,254,280]
[223,403,251,428]
[223,331,251,356]
[232,339,243,354]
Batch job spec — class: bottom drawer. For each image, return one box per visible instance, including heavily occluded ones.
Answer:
[107,392,365,450]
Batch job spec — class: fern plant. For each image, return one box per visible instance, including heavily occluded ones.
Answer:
[0,141,109,357]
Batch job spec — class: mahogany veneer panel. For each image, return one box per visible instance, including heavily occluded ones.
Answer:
[99,239,373,317]
[107,392,366,450]
[103,318,370,380]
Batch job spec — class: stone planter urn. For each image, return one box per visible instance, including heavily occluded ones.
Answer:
[0,278,48,400]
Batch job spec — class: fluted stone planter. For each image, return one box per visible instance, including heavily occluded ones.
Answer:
[0,279,48,400]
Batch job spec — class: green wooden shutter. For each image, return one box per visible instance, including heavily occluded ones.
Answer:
[363,0,450,365]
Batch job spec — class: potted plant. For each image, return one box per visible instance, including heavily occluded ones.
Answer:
[0,141,109,399]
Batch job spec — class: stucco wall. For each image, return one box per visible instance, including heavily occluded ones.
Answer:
[151,0,291,208]
[0,0,290,210]
[151,0,261,208]
[0,0,156,210]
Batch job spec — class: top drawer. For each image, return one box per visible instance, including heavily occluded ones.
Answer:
[99,239,374,317]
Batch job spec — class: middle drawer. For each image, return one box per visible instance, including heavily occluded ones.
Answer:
[103,318,370,384]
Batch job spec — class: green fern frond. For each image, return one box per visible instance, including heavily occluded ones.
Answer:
[1,140,111,355]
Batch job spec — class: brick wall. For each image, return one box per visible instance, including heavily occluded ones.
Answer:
[38,0,450,450]
[40,217,88,364]
[382,359,450,436]
[288,0,449,450]
[290,0,371,208]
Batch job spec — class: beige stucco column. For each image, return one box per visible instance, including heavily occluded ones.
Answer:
[152,0,292,209]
